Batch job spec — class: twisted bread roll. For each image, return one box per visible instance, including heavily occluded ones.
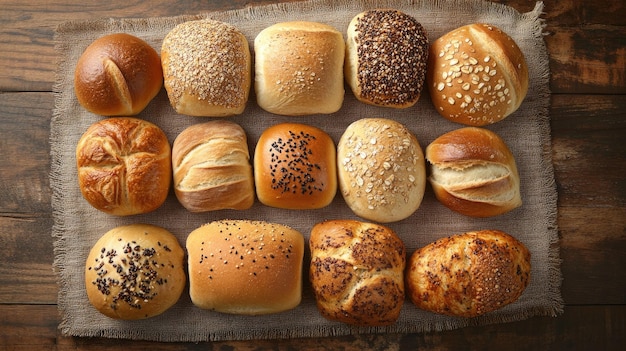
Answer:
[309,220,406,326]
[172,120,254,212]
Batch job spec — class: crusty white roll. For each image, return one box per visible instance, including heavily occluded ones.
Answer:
[406,229,531,317]
[74,33,163,116]
[161,19,251,116]
[345,9,429,108]
[427,23,529,126]
[426,127,522,217]
[172,120,254,212]
[337,118,426,223]
[254,21,345,115]
[85,224,186,320]
[254,123,337,209]
[186,220,304,315]
[76,117,171,216]
[309,220,406,326]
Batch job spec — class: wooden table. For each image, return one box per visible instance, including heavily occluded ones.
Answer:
[1,0,624,349]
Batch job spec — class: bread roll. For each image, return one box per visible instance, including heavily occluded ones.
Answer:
[254,123,337,209]
[309,220,406,326]
[161,19,251,116]
[337,118,426,222]
[427,23,529,126]
[406,229,531,317]
[74,33,163,116]
[186,220,304,315]
[76,117,171,216]
[85,224,186,320]
[345,9,429,108]
[426,127,521,217]
[172,120,254,212]
[254,21,345,115]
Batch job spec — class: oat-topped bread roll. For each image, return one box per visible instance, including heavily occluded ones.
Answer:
[345,9,429,108]
[74,33,163,116]
[85,224,186,320]
[337,118,426,222]
[76,117,171,216]
[406,229,531,317]
[309,220,406,326]
[172,120,254,212]
[186,220,304,315]
[161,19,251,116]
[426,127,522,217]
[254,123,337,209]
[254,21,345,115]
[427,23,528,126]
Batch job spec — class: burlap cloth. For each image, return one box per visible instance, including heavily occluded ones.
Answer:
[51,0,562,342]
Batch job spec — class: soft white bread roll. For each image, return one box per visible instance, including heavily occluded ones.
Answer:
[76,117,171,216]
[85,224,186,320]
[345,9,429,108]
[186,220,304,315]
[74,33,163,116]
[309,220,406,326]
[254,123,337,209]
[161,19,251,116]
[254,21,345,115]
[172,120,254,212]
[337,118,426,222]
[406,229,531,317]
[427,23,529,126]
[426,127,522,217]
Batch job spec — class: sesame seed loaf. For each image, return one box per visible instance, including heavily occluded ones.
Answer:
[427,23,529,126]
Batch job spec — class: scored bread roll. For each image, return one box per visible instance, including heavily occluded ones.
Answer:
[76,117,171,216]
[337,118,426,223]
[309,220,406,326]
[172,120,254,212]
[406,229,531,317]
[161,19,251,116]
[345,9,429,108]
[254,123,337,209]
[254,21,345,115]
[74,33,163,116]
[426,126,522,217]
[85,224,186,320]
[186,220,304,315]
[427,23,529,126]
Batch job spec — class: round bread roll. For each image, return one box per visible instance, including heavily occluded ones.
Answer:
[406,229,531,317]
[85,224,186,320]
[337,118,426,222]
[345,9,429,108]
[254,123,337,210]
[161,19,251,116]
[254,21,345,115]
[172,120,254,212]
[76,117,171,216]
[427,23,529,126]
[426,126,522,217]
[309,220,406,326]
[186,220,304,315]
[74,33,163,116]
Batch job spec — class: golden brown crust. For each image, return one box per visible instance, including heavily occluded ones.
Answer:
[309,220,406,326]
[76,117,171,216]
[406,229,531,317]
[186,220,304,315]
[425,127,521,217]
[85,224,186,320]
[427,23,529,126]
[172,120,254,212]
[74,33,163,116]
[254,21,345,115]
[254,123,337,209]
